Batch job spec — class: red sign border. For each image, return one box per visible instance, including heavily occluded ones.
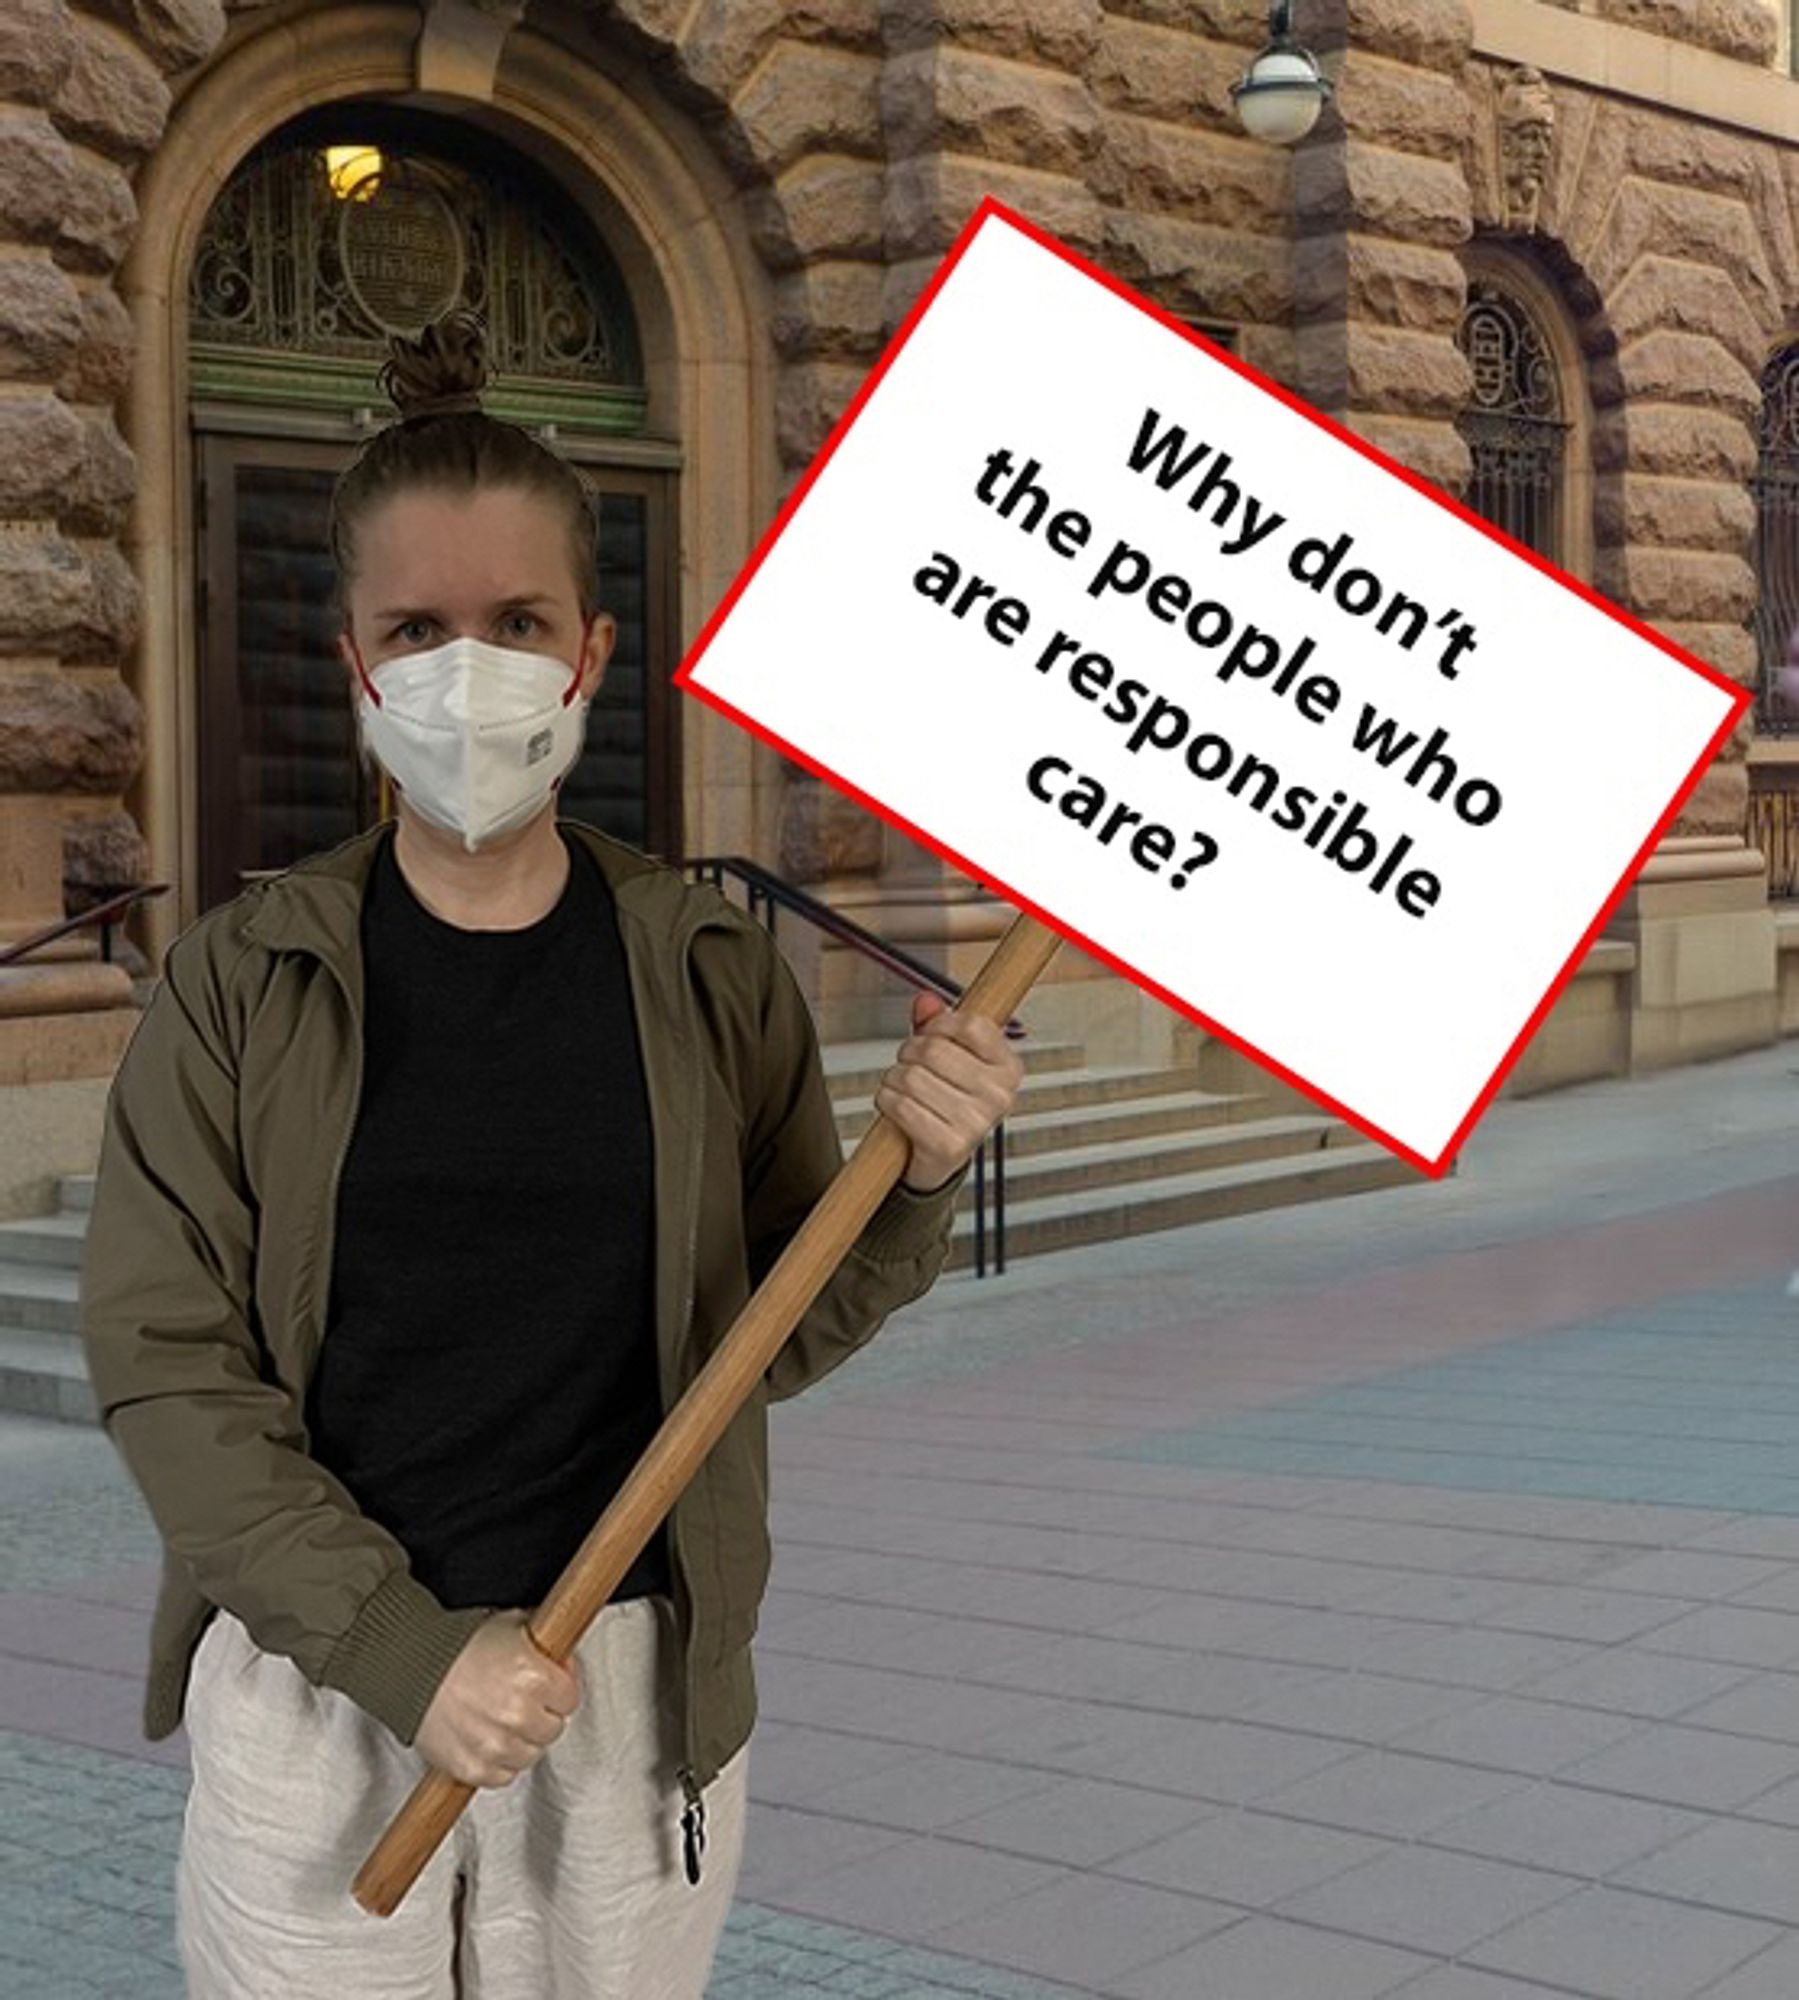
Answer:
[672,195,1754,1179]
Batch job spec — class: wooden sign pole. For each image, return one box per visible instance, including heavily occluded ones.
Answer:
[351,909,1063,1917]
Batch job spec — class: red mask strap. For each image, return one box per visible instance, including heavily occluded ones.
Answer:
[553,616,596,793]
[349,635,381,708]
[564,615,595,708]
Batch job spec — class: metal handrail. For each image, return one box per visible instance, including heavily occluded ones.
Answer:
[0,882,170,970]
[677,853,1017,1277]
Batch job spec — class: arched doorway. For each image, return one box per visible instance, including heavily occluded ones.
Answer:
[186,103,681,911]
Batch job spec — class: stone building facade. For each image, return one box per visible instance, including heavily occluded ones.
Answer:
[1,0,1796,1214]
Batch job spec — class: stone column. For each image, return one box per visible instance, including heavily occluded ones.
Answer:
[796,0,1117,1045]
[1290,0,1476,491]
[1546,89,1780,1060]
[1182,0,1476,1102]
[683,11,898,1032]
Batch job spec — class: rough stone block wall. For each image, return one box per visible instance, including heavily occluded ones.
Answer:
[2,0,1790,899]
[608,0,1791,855]
[0,0,226,907]
[613,0,1293,472]
[1094,1,1291,380]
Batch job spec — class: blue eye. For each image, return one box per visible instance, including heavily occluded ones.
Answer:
[502,612,540,639]
[393,619,433,646]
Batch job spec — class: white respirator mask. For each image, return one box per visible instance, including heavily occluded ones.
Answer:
[351,626,593,853]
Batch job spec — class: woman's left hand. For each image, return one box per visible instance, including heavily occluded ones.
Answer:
[875,990,1028,1194]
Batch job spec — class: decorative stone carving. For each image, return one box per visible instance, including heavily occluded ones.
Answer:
[1497,65,1555,233]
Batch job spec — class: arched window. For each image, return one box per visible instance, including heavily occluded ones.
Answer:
[1455,276,1570,564]
[1751,341,1799,737]
[189,106,645,426]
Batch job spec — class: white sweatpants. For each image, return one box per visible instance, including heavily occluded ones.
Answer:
[176,1593,748,1998]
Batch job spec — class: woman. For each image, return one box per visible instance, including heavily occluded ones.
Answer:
[80,309,1024,1997]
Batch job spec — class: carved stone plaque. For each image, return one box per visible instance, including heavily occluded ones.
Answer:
[338,172,465,334]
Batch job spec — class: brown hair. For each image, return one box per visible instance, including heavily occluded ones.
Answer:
[329,307,600,622]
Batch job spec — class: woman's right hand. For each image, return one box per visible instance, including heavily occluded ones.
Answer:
[414,1609,581,1788]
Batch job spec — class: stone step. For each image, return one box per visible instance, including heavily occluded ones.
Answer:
[0,1325,96,1426]
[839,1082,1272,1157]
[4,1140,1417,1420]
[0,1210,89,1271]
[979,1114,1358,1200]
[946,1087,1275,1160]
[0,1261,80,1334]
[60,1173,95,1213]
[942,1141,1417,1270]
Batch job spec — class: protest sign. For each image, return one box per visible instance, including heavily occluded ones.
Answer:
[674,198,1749,1174]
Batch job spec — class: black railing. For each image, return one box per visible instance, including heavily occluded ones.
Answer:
[0,883,170,970]
[678,853,1021,1276]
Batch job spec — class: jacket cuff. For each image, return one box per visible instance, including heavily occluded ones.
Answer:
[855,1157,970,1264]
[318,1567,495,1747]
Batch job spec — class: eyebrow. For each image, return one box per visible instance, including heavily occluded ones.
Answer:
[371,593,561,622]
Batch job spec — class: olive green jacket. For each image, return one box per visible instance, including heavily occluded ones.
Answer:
[79,817,967,1798]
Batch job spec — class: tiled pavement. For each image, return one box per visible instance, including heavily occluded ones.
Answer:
[1,1035,1796,1996]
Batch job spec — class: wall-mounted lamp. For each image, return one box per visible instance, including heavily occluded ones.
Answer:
[1230,1,1332,146]
[324,145,384,202]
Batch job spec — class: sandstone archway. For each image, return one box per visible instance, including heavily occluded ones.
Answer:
[121,3,776,952]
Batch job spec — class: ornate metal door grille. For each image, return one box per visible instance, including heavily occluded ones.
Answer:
[1455,279,1568,563]
[187,109,679,909]
[1751,343,1799,737]
[189,109,646,432]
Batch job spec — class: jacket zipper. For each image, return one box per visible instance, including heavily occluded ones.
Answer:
[670,926,709,1886]
[307,958,365,1390]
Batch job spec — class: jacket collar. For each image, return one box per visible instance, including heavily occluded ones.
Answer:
[238,816,728,967]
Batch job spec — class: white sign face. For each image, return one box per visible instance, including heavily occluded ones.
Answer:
[675,200,1747,1173]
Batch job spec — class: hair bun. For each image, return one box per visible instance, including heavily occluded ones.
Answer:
[379,308,491,422]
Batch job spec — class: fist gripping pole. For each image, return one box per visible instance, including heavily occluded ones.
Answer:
[351,910,1063,1917]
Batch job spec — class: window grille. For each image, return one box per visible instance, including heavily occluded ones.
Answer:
[1454,278,1568,564]
[1752,343,1799,738]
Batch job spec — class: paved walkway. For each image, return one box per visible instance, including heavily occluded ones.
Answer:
[1,1038,1796,1996]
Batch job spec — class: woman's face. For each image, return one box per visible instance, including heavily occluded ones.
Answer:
[337,483,614,695]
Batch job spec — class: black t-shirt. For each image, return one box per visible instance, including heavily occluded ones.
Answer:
[305,823,671,1610]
